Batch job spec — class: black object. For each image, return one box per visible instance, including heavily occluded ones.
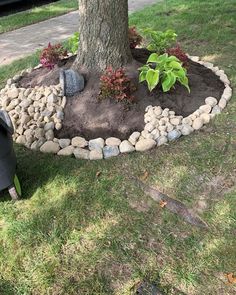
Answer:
[0,110,20,200]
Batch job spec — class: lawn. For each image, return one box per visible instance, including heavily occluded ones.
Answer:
[0,0,236,294]
[0,0,78,34]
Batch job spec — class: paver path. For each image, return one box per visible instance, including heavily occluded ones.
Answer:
[0,0,159,66]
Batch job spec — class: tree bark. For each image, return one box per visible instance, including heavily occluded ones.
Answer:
[73,0,132,74]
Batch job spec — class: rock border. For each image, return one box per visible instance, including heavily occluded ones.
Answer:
[0,55,232,160]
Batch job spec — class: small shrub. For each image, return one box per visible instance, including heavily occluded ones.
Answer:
[100,67,135,102]
[40,42,67,70]
[68,32,80,54]
[128,26,143,49]
[166,44,188,67]
[139,53,190,92]
[143,28,177,53]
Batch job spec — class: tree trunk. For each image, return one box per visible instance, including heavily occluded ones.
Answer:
[73,0,132,74]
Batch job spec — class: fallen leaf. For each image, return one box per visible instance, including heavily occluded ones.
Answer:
[159,200,167,208]
[225,273,236,284]
[96,171,102,178]
[140,170,149,181]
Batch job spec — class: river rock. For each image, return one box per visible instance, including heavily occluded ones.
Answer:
[167,129,181,141]
[59,138,71,149]
[192,117,203,130]
[199,104,212,114]
[72,136,88,148]
[129,132,141,145]
[119,140,135,153]
[74,147,90,159]
[7,88,19,99]
[135,139,156,152]
[57,145,74,156]
[89,149,103,160]
[181,124,194,136]
[40,141,60,153]
[218,98,227,110]
[89,138,105,150]
[103,146,120,158]
[200,113,210,124]
[157,136,168,146]
[105,137,121,146]
[205,97,217,107]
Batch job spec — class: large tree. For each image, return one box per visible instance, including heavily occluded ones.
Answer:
[73,0,132,74]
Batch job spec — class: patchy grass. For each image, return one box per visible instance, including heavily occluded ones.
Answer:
[0,0,78,34]
[0,0,236,294]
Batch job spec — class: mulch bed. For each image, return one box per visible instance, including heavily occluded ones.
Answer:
[19,49,224,140]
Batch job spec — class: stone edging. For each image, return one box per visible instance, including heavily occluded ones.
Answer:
[0,55,232,160]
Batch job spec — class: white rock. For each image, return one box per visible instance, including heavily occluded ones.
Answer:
[16,135,26,145]
[20,114,30,125]
[145,105,152,112]
[103,146,120,158]
[153,106,162,116]
[150,129,160,140]
[222,86,232,101]
[200,113,211,124]
[192,118,203,130]
[7,88,19,99]
[135,139,156,152]
[211,105,221,115]
[58,145,74,156]
[58,138,71,149]
[129,132,140,145]
[199,104,212,114]
[40,141,60,153]
[190,56,200,62]
[89,149,103,160]
[205,97,218,107]
[170,117,181,126]
[144,123,155,132]
[47,93,57,104]
[44,122,55,131]
[157,136,168,146]
[74,148,90,159]
[45,130,54,141]
[105,137,121,146]
[89,138,105,150]
[220,73,230,85]
[218,98,227,110]
[181,124,194,136]
[72,136,88,148]
[119,140,135,153]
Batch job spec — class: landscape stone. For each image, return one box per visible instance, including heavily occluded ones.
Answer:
[135,139,156,152]
[58,138,71,149]
[74,147,90,159]
[57,145,74,156]
[105,137,121,146]
[89,149,103,160]
[103,146,120,158]
[119,140,135,153]
[71,136,88,147]
[40,141,60,153]
[205,97,217,107]
[89,138,105,150]
[167,130,181,141]
[192,117,203,130]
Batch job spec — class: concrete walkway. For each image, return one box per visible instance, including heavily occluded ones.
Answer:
[0,0,159,66]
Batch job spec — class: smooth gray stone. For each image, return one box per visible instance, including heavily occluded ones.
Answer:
[60,69,85,96]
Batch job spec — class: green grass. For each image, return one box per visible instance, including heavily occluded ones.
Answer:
[0,0,78,34]
[0,0,236,294]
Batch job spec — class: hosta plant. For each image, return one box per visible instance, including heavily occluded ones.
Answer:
[139,53,190,92]
[68,32,80,54]
[128,26,143,49]
[100,67,135,102]
[143,28,177,54]
[40,43,67,70]
[166,44,188,68]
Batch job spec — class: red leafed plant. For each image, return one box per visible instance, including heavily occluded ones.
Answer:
[40,42,68,70]
[166,44,188,67]
[129,26,143,49]
[100,67,135,102]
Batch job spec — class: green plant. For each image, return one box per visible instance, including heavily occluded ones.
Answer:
[128,26,143,49]
[166,44,189,68]
[139,53,190,92]
[143,28,177,53]
[68,32,80,54]
[100,67,135,102]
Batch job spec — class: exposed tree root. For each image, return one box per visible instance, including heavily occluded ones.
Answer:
[133,178,208,229]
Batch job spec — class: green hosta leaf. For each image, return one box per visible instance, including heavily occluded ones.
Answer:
[162,71,176,92]
[146,69,160,91]
[169,60,182,69]
[178,75,190,92]
[139,71,147,82]
[147,53,159,63]
[14,175,22,197]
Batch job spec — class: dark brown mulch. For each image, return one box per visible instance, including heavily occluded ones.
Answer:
[19,49,224,140]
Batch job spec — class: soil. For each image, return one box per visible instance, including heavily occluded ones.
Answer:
[19,49,224,140]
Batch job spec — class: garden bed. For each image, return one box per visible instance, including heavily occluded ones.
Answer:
[18,49,224,140]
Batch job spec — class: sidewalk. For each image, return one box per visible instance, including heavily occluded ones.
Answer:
[0,0,159,66]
